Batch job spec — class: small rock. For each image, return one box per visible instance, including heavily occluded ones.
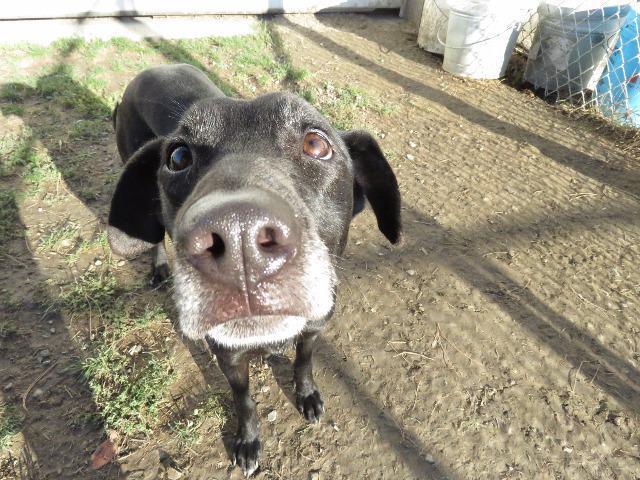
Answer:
[425,454,435,464]
[166,467,182,480]
[94,260,103,266]
[267,410,277,422]
[406,154,415,161]
[379,133,386,139]
[61,239,72,248]
[50,328,56,334]
[4,383,13,391]
[607,412,623,426]
[157,448,170,463]
[128,344,142,356]
[117,260,126,267]
[562,446,573,453]
[409,141,417,148]
[261,385,270,393]
[406,269,416,276]
[309,471,320,480]
[32,388,44,399]
[90,439,117,470]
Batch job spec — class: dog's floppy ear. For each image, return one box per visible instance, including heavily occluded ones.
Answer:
[341,130,402,244]
[108,138,165,257]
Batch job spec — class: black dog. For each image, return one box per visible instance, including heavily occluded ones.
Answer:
[108,64,401,476]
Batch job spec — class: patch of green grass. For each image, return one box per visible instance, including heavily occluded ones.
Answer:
[82,347,174,435]
[36,64,110,119]
[0,131,34,175]
[111,37,151,54]
[80,39,111,60]
[25,44,50,58]
[65,230,108,265]
[0,82,31,102]
[314,82,396,130]
[55,273,175,436]
[0,190,19,245]
[170,390,227,446]
[0,320,18,340]
[69,118,105,140]
[211,22,309,92]
[37,222,80,252]
[0,132,60,191]
[51,37,86,57]
[2,104,25,116]
[57,271,119,314]
[80,303,175,435]
[0,402,23,450]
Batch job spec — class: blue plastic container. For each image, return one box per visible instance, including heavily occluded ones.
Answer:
[525,2,631,99]
[596,7,640,126]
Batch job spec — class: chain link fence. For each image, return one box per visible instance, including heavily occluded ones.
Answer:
[516,1,640,128]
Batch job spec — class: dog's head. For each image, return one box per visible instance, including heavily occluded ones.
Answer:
[108,92,401,348]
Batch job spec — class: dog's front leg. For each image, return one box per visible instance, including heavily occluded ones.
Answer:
[208,342,260,476]
[294,330,324,423]
[150,240,170,287]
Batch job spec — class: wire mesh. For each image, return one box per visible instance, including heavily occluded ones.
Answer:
[516,0,640,128]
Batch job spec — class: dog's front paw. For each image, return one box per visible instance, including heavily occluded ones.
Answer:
[149,263,170,288]
[296,390,324,423]
[233,437,261,477]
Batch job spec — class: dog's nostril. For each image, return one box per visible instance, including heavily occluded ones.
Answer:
[257,226,279,250]
[207,233,226,259]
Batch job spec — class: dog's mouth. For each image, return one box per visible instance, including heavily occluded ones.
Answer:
[206,315,308,349]
[172,232,336,347]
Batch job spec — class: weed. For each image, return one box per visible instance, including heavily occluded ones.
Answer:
[82,348,174,435]
[25,44,49,58]
[0,320,18,339]
[65,230,109,265]
[0,190,19,245]
[0,83,30,103]
[170,390,227,446]
[0,402,23,450]
[57,270,119,315]
[109,37,150,54]
[0,128,61,193]
[0,131,36,176]
[51,37,85,57]
[57,273,176,436]
[313,82,395,130]
[2,104,24,116]
[69,119,105,140]
[37,222,80,252]
[80,304,175,435]
[36,65,110,118]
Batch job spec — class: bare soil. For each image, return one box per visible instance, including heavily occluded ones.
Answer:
[2,13,640,480]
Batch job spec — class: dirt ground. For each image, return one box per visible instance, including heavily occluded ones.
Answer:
[1,13,640,480]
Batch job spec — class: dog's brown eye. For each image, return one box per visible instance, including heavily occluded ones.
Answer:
[303,131,332,160]
[168,145,192,171]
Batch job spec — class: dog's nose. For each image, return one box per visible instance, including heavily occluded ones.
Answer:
[180,193,299,288]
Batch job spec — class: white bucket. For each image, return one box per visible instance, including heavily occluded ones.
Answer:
[417,0,450,55]
[442,1,524,79]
